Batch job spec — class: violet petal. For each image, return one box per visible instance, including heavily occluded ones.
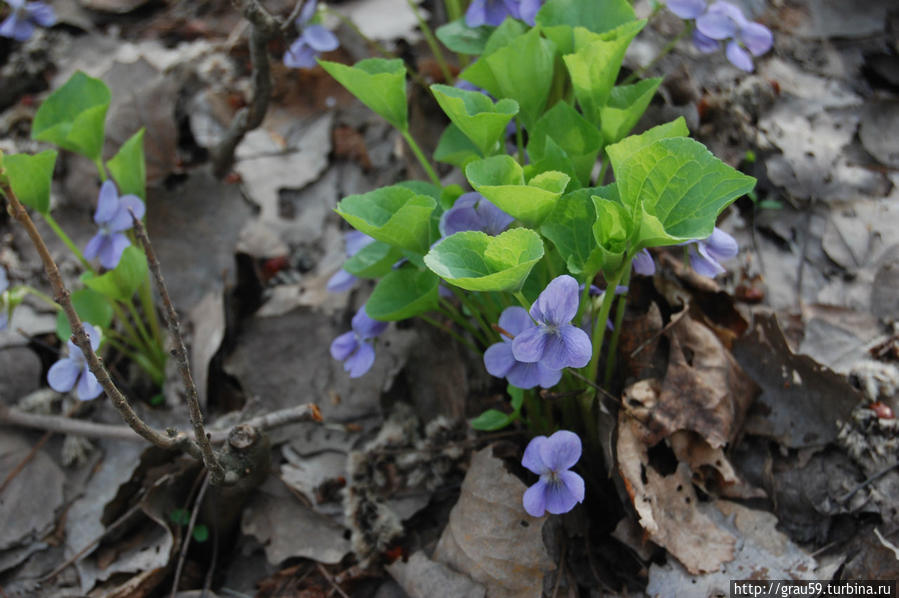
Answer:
[330,331,358,361]
[326,269,358,293]
[48,358,80,392]
[522,479,548,517]
[539,430,581,471]
[108,194,145,232]
[521,436,548,474]
[666,0,706,19]
[345,341,375,377]
[76,368,103,400]
[540,325,591,370]
[94,181,119,224]
[352,307,388,339]
[740,21,772,56]
[511,325,547,363]
[726,40,754,71]
[530,275,579,327]
[484,342,516,378]
[304,25,339,52]
[497,306,533,339]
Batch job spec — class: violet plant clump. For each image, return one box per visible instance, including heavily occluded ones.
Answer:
[312,0,762,517]
[0,0,55,41]
[688,227,739,277]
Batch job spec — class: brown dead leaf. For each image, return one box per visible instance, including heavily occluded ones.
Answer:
[434,446,554,598]
[332,125,373,171]
[668,431,765,500]
[732,313,862,448]
[624,315,757,449]
[617,301,664,381]
[616,413,736,574]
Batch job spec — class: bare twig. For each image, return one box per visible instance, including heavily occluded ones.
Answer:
[1,184,202,460]
[317,563,350,598]
[171,472,211,598]
[129,210,226,484]
[212,0,279,178]
[0,403,322,443]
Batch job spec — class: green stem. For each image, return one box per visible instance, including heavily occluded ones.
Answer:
[623,20,693,85]
[448,287,492,344]
[19,286,62,310]
[595,158,610,187]
[124,299,159,363]
[94,158,108,182]
[42,213,95,274]
[401,130,441,186]
[419,314,478,353]
[109,301,148,354]
[513,291,530,310]
[583,260,629,389]
[438,301,488,347]
[445,0,461,21]
[405,0,453,83]
[137,275,164,348]
[603,264,631,386]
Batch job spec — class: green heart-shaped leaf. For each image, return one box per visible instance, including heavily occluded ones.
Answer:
[2,150,57,214]
[83,246,148,301]
[537,0,636,39]
[424,228,544,291]
[599,78,662,144]
[562,20,646,123]
[57,287,113,341]
[335,185,436,254]
[614,137,756,247]
[431,84,519,156]
[605,117,689,165]
[459,28,555,129]
[528,100,603,184]
[319,58,408,131]
[32,72,111,161]
[343,241,403,278]
[434,123,482,169]
[365,267,440,321]
[107,128,147,201]
[541,186,607,274]
[466,155,569,226]
[436,18,493,54]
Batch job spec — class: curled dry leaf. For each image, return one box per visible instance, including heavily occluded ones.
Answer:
[668,431,765,500]
[617,413,736,575]
[434,446,554,598]
[623,314,757,449]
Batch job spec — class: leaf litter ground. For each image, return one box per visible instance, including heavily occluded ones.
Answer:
[1,0,898,595]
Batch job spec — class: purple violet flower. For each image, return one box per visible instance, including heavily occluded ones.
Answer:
[330,306,388,378]
[695,1,773,72]
[465,0,520,27]
[84,181,145,270]
[0,0,55,41]
[632,248,656,276]
[440,192,514,237]
[512,275,592,370]
[522,430,585,517]
[666,0,706,19]
[327,230,376,293]
[484,306,563,389]
[283,1,339,69]
[519,0,543,26]
[689,227,738,277]
[47,322,103,400]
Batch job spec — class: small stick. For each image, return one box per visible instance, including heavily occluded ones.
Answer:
[171,472,211,598]
[129,209,226,484]
[0,403,322,443]
[317,563,350,598]
[1,184,200,459]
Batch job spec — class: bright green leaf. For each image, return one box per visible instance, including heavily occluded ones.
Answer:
[32,72,111,161]
[56,288,113,341]
[169,509,190,526]
[431,84,519,156]
[365,267,440,321]
[470,409,513,431]
[563,20,647,124]
[460,28,555,129]
[614,137,757,247]
[466,155,569,226]
[3,150,57,213]
[537,0,636,36]
[319,58,408,131]
[524,137,580,190]
[507,385,524,412]
[336,186,436,254]
[541,187,607,274]
[83,246,148,301]
[192,524,209,543]
[107,128,147,201]
[434,123,482,169]
[424,228,544,291]
[343,241,403,278]
[605,117,689,165]
[599,78,662,144]
[436,18,493,54]
[528,101,603,184]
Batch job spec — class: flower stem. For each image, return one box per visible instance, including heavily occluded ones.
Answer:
[137,275,164,349]
[623,20,693,85]
[41,213,95,274]
[405,0,453,83]
[19,285,62,311]
[515,117,525,165]
[602,264,631,386]
[419,313,478,353]
[401,130,441,186]
[584,258,629,388]
[513,291,530,310]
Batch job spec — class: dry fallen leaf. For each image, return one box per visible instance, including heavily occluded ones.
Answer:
[616,414,736,575]
[434,446,555,598]
[388,551,486,598]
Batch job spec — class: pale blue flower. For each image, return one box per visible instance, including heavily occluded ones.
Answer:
[284,1,339,69]
[440,192,514,237]
[689,227,738,277]
[330,306,388,377]
[484,306,562,389]
[84,181,145,270]
[465,0,520,27]
[522,430,585,517]
[47,322,103,400]
[0,0,55,41]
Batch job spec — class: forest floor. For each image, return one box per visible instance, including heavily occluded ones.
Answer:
[1,0,898,596]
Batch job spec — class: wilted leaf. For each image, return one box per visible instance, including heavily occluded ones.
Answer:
[434,446,554,598]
